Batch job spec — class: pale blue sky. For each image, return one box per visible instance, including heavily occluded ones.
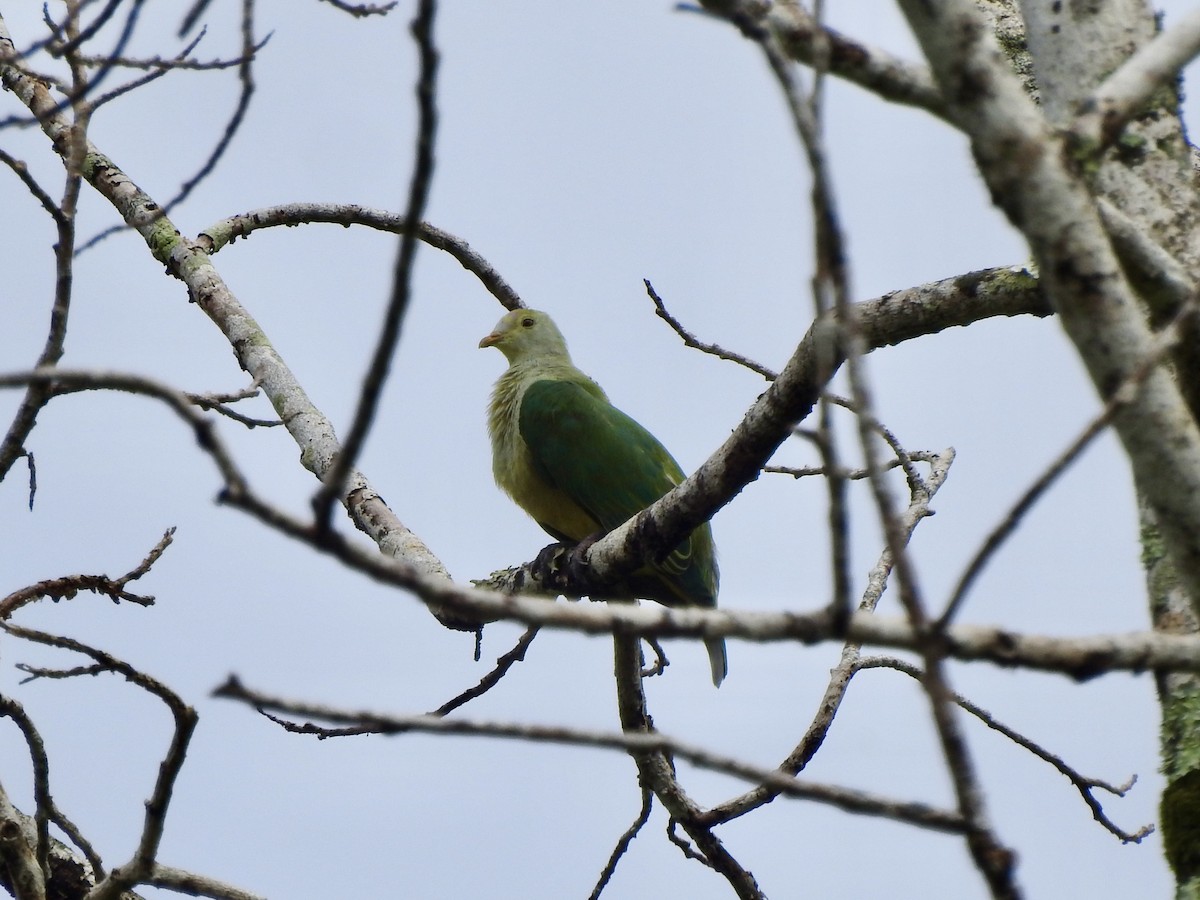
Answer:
[1,2,1195,897]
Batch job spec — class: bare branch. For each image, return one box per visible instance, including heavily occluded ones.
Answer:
[899,0,1200,621]
[858,656,1154,844]
[0,567,156,619]
[312,0,440,530]
[214,675,968,835]
[75,42,269,75]
[1,625,198,900]
[694,0,947,121]
[1071,9,1200,150]
[429,627,539,716]
[709,446,954,825]
[185,385,280,428]
[318,0,398,16]
[144,864,265,900]
[645,280,776,379]
[0,46,81,484]
[196,203,523,310]
[218,467,1200,676]
[0,146,63,222]
[609,633,764,897]
[589,788,652,900]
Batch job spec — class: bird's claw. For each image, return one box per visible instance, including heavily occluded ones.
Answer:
[530,534,601,596]
[530,541,573,592]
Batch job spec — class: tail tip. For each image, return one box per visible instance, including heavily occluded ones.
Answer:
[706,637,728,688]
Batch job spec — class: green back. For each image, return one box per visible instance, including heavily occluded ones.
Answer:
[519,378,717,606]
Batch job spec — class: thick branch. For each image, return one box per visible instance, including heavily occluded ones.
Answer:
[225,486,1200,677]
[1071,9,1200,150]
[898,0,1200,618]
[575,266,1045,594]
[311,0,440,528]
[0,15,470,630]
[697,0,947,121]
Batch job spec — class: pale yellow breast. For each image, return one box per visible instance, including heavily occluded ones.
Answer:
[487,366,599,540]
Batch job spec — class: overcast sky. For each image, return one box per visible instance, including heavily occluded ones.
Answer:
[2,1,1198,897]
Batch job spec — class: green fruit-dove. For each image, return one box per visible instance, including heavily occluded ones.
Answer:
[480,309,726,687]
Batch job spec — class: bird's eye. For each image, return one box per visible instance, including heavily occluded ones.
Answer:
[521,317,535,328]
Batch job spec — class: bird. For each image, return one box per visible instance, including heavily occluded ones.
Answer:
[480,308,726,687]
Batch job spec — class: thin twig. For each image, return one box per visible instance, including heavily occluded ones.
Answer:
[589,787,653,900]
[430,627,539,716]
[706,449,954,826]
[0,527,173,620]
[1,623,199,900]
[766,453,934,481]
[199,203,523,310]
[318,0,398,16]
[88,30,208,110]
[78,0,261,254]
[215,674,967,836]
[645,280,776,379]
[185,386,281,428]
[857,656,1153,843]
[939,284,1200,629]
[75,41,269,74]
[312,0,440,529]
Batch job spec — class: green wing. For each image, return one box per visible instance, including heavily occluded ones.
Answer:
[519,378,717,607]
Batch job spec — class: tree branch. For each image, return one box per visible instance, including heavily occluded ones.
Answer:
[898,0,1200,621]
[859,656,1153,844]
[695,0,947,121]
[312,0,440,529]
[0,623,198,900]
[0,14,469,629]
[213,675,967,835]
[0,528,173,619]
[224,483,1200,676]
[574,265,1045,606]
[1070,8,1200,150]
[0,369,1190,680]
[195,203,523,310]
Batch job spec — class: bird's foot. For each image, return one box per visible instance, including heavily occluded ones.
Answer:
[530,541,574,594]
[567,533,602,594]
[530,534,601,597]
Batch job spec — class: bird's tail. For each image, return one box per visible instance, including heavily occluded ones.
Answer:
[706,637,728,688]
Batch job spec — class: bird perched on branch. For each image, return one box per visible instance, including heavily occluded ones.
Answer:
[480,308,725,686]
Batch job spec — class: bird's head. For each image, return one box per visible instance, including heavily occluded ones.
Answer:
[478,309,572,365]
